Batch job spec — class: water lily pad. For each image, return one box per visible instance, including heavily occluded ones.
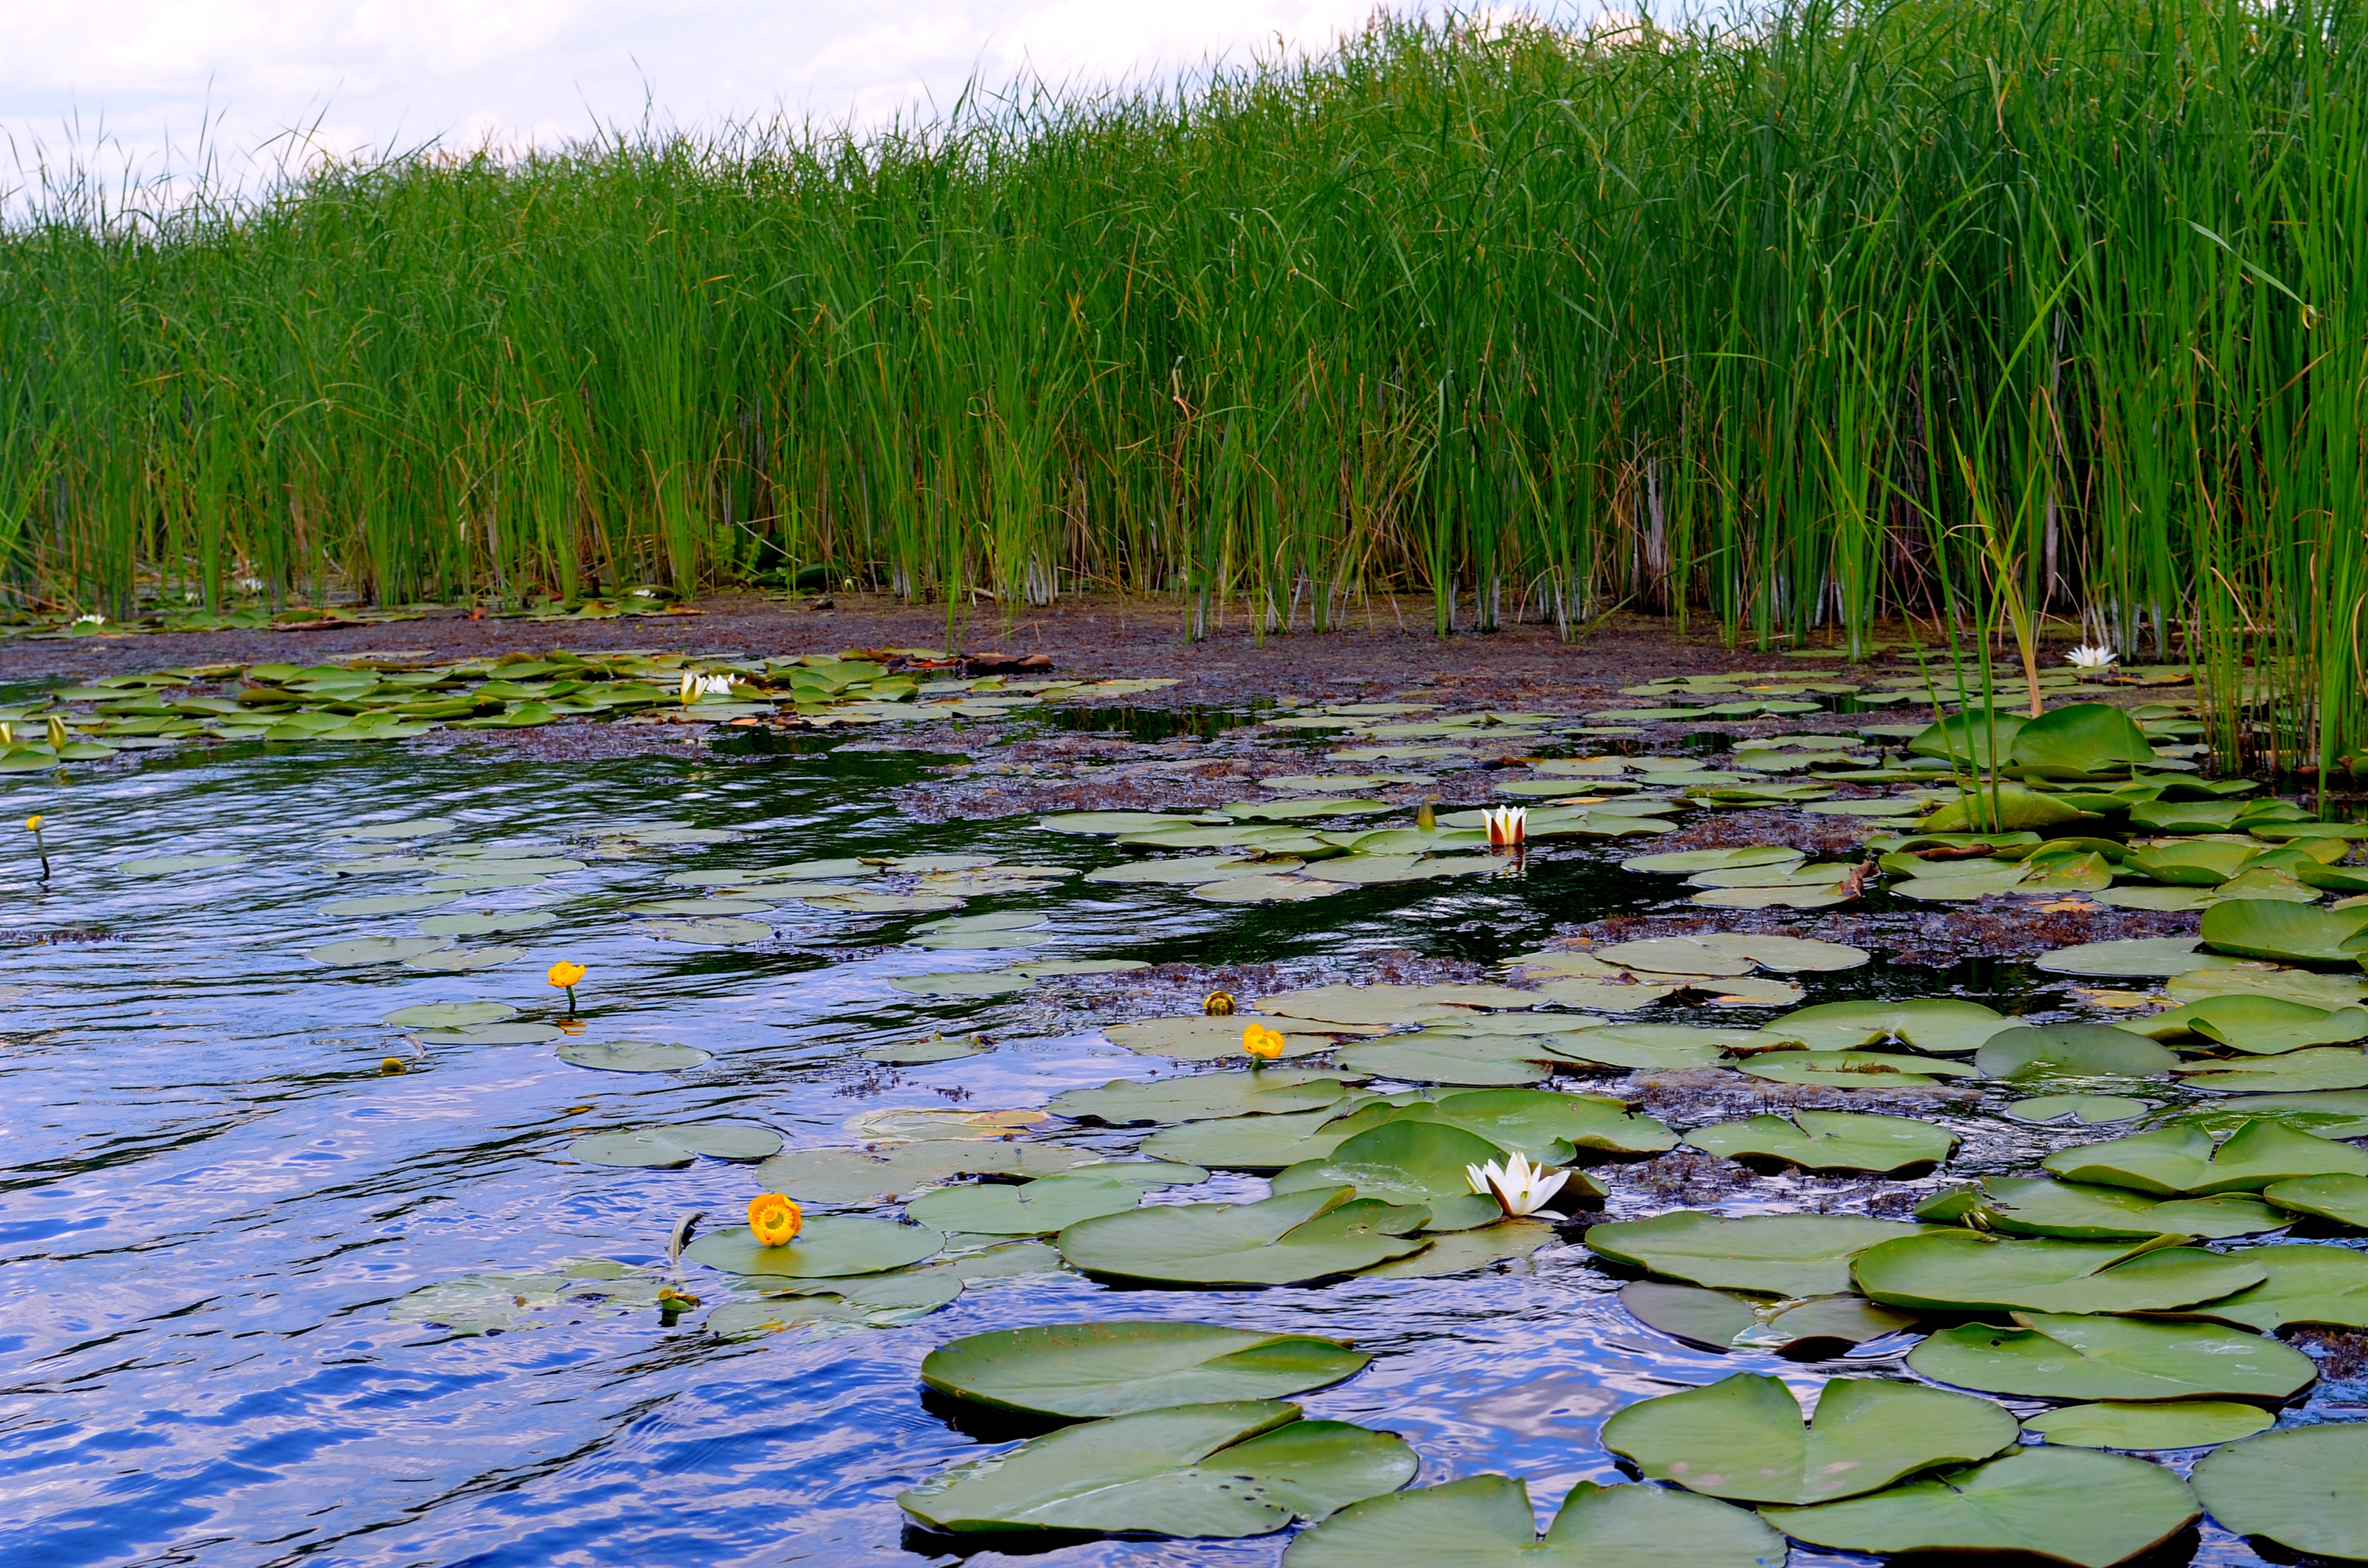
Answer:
[2178,1047,2368,1092]
[2036,938,2240,979]
[557,1038,713,1072]
[841,1106,1047,1141]
[382,1001,516,1028]
[1771,999,2008,1056]
[1585,1212,1931,1296]
[686,1215,945,1277]
[1058,1185,1431,1285]
[1602,1374,2018,1506]
[2042,1117,2368,1194]
[1591,938,1755,978]
[1356,1217,1556,1278]
[2190,1422,2368,1561]
[567,1121,783,1167]
[897,1399,1416,1538]
[387,1258,665,1334]
[415,910,554,938]
[2024,1401,2274,1450]
[1255,984,1495,1027]
[1619,1281,1906,1354]
[1085,855,1268,885]
[306,935,449,965]
[1103,1015,1344,1060]
[118,851,248,874]
[2174,1242,2368,1331]
[1049,1071,1360,1125]
[2199,899,2368,964]
[1760,1446,2199,1568]
[756,1141,1096,1204]
[921,1322,1373,1419]
[907,1164,1205,1235]
[1853,1233,2264,1313]
[1915,1177,2285,1240]
[1907,1311,2316,1401]
[1683,1111,1956,1174]
[803,891,964,915]
[2170,965,2368,1010]
[1283,1474,1787,1568]
[1336,1088,1677,1160]
[626,897,777,916]
[1976,1023,2180,1079]
[635,916,774,945]
[403,944,528,972]
[1735,1051,1962,1087]
[705,1269,966,1337]
[890,971,1037,997]
[1190,873,1341,903]
[2262,1172,2368,1228]
[2006,1095,2153,1124]
[415,1021,563,1045]
[1690,883,1851,910]
[1626,846,1803,875]
[1533,977,1680,1011]
[2207,1089,2368,1137]
[1542,1026,1730,1071]
[1143,1108,1368,1171]
[331,818,456,840]
[1331,1038,1548,1086]
[1271,1121,1513,1231]
[860,1035,988,1065]
[2127,995,2368,1054]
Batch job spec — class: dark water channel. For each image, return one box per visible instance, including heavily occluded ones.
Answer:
[0,739,2358,1567]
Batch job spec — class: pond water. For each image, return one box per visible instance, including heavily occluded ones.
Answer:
[0,736,2358,1567]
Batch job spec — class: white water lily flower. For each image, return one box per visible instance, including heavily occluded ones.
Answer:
[1483,805,1527,849]
[678,671,737,703]
[72,613,104,626]
[1464,1151,1569,1217]
[2066,644,2117,671]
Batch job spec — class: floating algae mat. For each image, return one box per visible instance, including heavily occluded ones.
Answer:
[3,676,2365,1565]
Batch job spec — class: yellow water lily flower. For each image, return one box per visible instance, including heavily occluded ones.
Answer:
[1242,1024,1286,1062]
[749,1192,803,1247]
[548,960,587,988]
[1203,990,1237,1017]
[24,815,42,833]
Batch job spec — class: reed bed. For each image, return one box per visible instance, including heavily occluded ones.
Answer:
[2,0,2362,761]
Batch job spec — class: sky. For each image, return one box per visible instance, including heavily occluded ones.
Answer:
[2,0,1461,206]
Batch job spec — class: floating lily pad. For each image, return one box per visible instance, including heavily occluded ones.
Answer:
[1690,883,1851,910]
[1760,1446,2199,1568]
[1271,1121,1512,1231]
[2263,1172,2368,1228]
[1142,1108,1370,1171]
[1625,845,1805,875]
[1915,1177,2285,1240]
[1331,1037,1548,1086]
[1591,938,1754,978]
[567,1121,783,1168]
[897,1399,1416,1539]
[2170,965,2368,1011]
[556,1037,712,1072]
[2190,1422,2368,1562]
[705,1269,967,1338]
[1050,1071,1360,1126]
[2176,1242,2368,1331]
[1683,1111,1957,1174]
[1976,1023,2180,1079]
[641,916,774,944]
[1356,1217,1557,1278]
[1085,855,1267,885]
[1337,1088,1677,1160]
[1617,1281,1914,1354]
[841,1106,1047,1142]
[403,944,527,972]
[1543,1026,1730,1071]
[382,1001,516,1028]
[414,908,553,939]
[387,1258,665,1334]
[1906,1311,2316,1400]
[118,851,248,874]
[1190,873,1342,903]
[756,1141,1097,1204]
[331,818,456,840]
[2178,1047,2368,1092]
[1103,1015,1343,1060]
[1256,983,1499,1027]
[803,891,965,915]
[1770,999,2008,1055]
[306,935,449,965]
[1602,1374,2017,1506]
[2200,899,2368,964]
[1735,1051,1962,1087]
[2006,1095,2153,1124]
[1283,1474,1787,1568]
[686,1215,945,1277]
[2024,1401,2274,1451]
[2042,1117,2368,1194]
[326,890,462,917]
[1853,1233,2264,1313]
[415,1021,563,1045]
[860,1035,988,1065]
[2208,1089,2368,1137]
[921,1322,1373,1418]
[1058,1185,1431,1285]
[1585,1212,1931,1296]
[2128,995,2368,1054]
[907,1164,1205,1236]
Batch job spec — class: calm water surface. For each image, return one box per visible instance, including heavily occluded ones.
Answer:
[0,738,2358,1567]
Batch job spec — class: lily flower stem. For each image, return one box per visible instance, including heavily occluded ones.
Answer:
[563,985,578,1015]
[32,828,47,881]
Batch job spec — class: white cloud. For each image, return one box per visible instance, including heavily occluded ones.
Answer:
[0,0,1464,208]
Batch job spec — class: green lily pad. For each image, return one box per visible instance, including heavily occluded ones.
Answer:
[1258,983,1522,1027]
[567,1121,783,1167]
[2035,937,2246,978]
[641,916,774,944]
[1085,855,1268,885]
[1143,1108,1369,1171]
[331,817,456,840]
[1618,1281,1914,1354]
[306,935,449,965]
[1976,1023,2180,1079]
[2005,1095,2153,1124]
[1585,1212,1931,1296]
[685,1215,946,1278]
[1542,1026,1731,1071]
[2126,995,2368,1054]
[1103,1015,1343,1060]
[117,851,248,874]
[704,1269,967,1338]
[415,1021,563,1045]
[920,1322,1372,1418]
[1331,1037,1548,1086]
[556,1038,712,1072]
[906,1165,1202,1236]
[2206,1089,2368,1137]
[1760,1446,2199,1568]
[1602,1374,2018,1506]
[2090,885,2222,912]
[2024,1401,2274,1450]
[2042,1117,2368,1194]
[1690,883,1852,910]
[1057,1185,1431,1285]
[1190,873,1342,903]
[2199,899,2368,964]
[1853,1233,2264,1313]
[898,1399,1415,1539]
[382,1001,516,1028]
[1625,846,1803,874]
[1592,937,1755,977]
[1768,999,2008,1055]
[1283,1475,1786,1568]
[1919,782,2090,834]
[626,897,778,916]
[403,944,528,972]
[1906,1311,2316,1401]
[413,909,553,938]
[1735,1051,1963,1087]
[1683,1111,1956,1174]
[2177,1047,2368,1092]
[2169,965,2368,1010]
[2175,1242,2368,1331]
[1356,1217,1557,1278]
[2123,838,2259,885]
[890,971,1037,997]
[324,891,456,917]
[2263,1172,2368,1228]
[1049,1071,1360,1126]
[755,1141,1098,1204]
[1915,1177,2286,1240]
[1271,1121,1514,1231]
[1326,1088,1677,1160]
[2190,1422,2368,1562]
[860,1035,989,1065]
